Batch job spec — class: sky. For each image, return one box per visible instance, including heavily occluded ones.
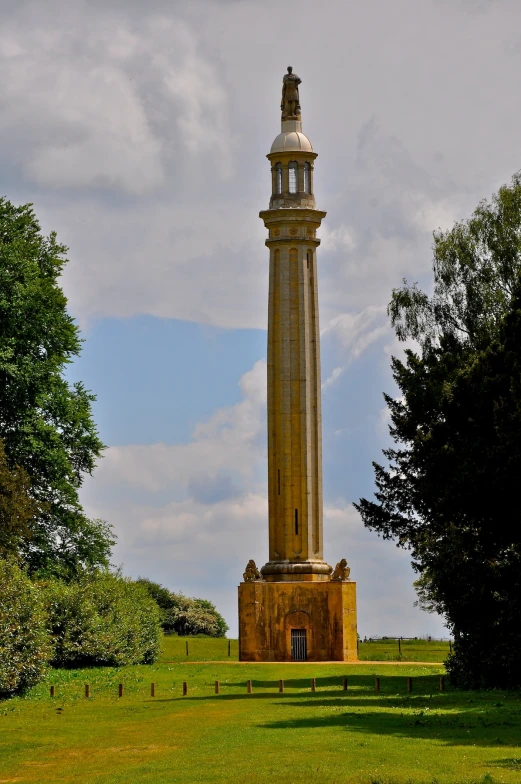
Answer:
[2,0,520,638]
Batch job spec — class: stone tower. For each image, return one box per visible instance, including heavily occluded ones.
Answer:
[238,67,357,662]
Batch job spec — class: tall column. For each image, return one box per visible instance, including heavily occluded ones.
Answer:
[267,242,322,560]
[259,67,330,582]
[238,66,357,664]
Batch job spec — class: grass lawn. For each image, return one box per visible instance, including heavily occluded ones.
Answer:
[1,638,520,784]
[158,635,450,664]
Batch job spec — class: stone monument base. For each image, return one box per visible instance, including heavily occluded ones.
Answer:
[238,580,357,662]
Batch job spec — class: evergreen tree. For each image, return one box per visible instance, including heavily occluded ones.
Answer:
[355,173,521,688]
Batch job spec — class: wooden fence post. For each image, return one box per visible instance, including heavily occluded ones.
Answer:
[118,684,123,698]
[398,637,402,655]
[247,679,252,694]
[151,682,155,697]
[375,676,380,692]
[182,681,188,696]
[215,680,220,694]
[50,685,55,698]
[186,640,189,657]
[343,677,348,691]
[407,677,413,693]
[228,639,231,657]
[440,675,445,692]
[311,678,316,692]
[85,684,90,699]
[279,679,284,693]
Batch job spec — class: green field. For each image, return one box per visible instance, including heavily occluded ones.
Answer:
[1,637,520,784]
[158,635,450,663]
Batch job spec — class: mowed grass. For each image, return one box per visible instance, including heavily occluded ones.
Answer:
[158,635,450,663]
[1,638,520,784]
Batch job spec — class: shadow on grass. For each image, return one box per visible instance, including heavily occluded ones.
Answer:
[488,757,521,770]
[257,703,521,747]
[213,674,447,692]
[157,694,461,710]
[151,682,521,749]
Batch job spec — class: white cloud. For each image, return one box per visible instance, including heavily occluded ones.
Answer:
[49,199,267,329]
[3,0,518,329]
[322,365,343,391]
[323,306,389,355]
[0,10,232,194]
[319,306,390,390]
[320,225,357,253]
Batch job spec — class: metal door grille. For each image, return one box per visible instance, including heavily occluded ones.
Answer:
[291,628,307,661]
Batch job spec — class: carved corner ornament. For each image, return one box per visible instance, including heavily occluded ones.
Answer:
[331,558,351,582]
[243,559,264,582]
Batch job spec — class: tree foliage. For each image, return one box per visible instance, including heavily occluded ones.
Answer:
[136,578,229,637]
[389,173,521,352]
[0,559,51,696]
[0,439,44,557]
[0,198,113,577]
[43,572,162,668]
[355,173,521,689]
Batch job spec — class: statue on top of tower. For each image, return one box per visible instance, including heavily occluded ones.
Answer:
[281,66,301,120]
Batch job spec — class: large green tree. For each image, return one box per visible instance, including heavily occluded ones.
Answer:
[0,198,113,578]
[355,173,521,688]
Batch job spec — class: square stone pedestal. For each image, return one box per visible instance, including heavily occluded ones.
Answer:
[238,579,357,662]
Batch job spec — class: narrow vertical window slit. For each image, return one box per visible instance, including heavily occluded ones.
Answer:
[276,163,283,194]
[303,162,310,194]
[288,161,298,194]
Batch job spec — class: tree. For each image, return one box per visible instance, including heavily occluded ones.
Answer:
[355,173,521,689]
[135,577,177,612]
[0,198,113,578]
[167,593,229,637]
[136,578,229,637]
[0,439,43,557]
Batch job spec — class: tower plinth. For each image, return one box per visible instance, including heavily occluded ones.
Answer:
[238,67,357,662]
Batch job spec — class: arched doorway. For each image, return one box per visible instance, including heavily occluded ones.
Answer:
[285,610,311,661]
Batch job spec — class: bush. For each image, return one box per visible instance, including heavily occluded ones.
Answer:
[166,593,228,637]
[43,571,162,668]
[0,559,51,695]
[136,578,229,637]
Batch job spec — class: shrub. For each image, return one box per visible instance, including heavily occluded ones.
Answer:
[43,571,162,668]
[136,579,229,637]
[0,559,51,695]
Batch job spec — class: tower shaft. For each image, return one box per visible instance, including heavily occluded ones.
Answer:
[259,112,329,580]
[268,240,322,564]
[260,210,328,580]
